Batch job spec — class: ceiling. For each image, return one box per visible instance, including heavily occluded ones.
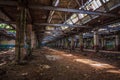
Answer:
[0,0,119,44]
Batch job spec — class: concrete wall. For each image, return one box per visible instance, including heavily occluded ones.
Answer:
[0,40,15,49]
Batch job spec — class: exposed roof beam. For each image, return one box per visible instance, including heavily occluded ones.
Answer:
[0,20,90,28]
[0,1,32,23]
[0,1,118,17]
[75,0,81,6]
[29,5,117,17]
[34,23,90,28]
[47,0,60,23]
[51,18,63,20]
[0,8,14,21]
[100,0,109,12]
[0,20,15,24]
[56,12,64,22]
[0,1,17,6]
[34,29,60,32]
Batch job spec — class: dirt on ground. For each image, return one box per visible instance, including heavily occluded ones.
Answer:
[0,47,120,80]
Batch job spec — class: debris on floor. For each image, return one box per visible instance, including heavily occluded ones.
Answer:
[45,55,62,61]
[0,47,120,80]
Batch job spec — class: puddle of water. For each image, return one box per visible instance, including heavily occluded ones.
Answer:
[45,55,62,61]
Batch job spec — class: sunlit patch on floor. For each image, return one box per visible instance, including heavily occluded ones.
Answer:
[106,69,120,74]
[46,47,120,75]
[46,47,76,58]
[74,59,115,69]
[45,55,63,61]
[90,63,115,69]
[62,54,73,57]
[0,62,6,66]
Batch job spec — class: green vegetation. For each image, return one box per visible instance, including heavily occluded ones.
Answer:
[0,23,16,33]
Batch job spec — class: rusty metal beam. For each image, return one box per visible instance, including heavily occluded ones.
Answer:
[47,0,60,23]
[0,8,14,21]
[0,1,32,23]
[100,0,109,12]
[0,1,118,17]
[0,1,17,6]
[34,23,90,28]
[56,12,64,22]
[29,5,117,17]
[0,20,15,24]
[34,29,62,32]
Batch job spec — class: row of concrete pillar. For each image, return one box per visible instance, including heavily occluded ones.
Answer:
[15,6,39,64]
[47,31,120,52]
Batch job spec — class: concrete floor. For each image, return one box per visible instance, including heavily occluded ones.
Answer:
[0,47,120,80]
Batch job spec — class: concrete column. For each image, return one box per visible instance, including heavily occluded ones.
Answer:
[76,39,79,48]
[25,24,32,57]
[15,7,27,63]
[53,43,54,48]
[79,33,84,51]
[91,38,94,49]
[53,42,56,48]
[54,42,55,48]
[65,38,68,49]
[64,39,66,49]
[71,36,74,50]
[84,39,86,49]
[58,40,60,48]
[104,39,106,49]
[94,31,99,52]
[55,42,56,48]
[115,34,120,51]
[60,39,63,48]
[60,40,62,48]
[31,31,37,49]
[74,39,77,48]
[57,41,59,48]
[62,39,64,48]
[59,40,61,48]
[56,41,58,48]
[101,37,105,50]
[118,34,120,51]
[63,39,65,49]
[64,38,67,49]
